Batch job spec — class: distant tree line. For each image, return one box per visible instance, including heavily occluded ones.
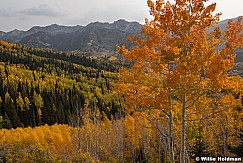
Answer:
[0,41,123,128]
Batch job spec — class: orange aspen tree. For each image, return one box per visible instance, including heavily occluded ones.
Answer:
[116,0,243,162]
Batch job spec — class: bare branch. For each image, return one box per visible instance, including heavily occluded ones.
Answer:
[186,107,229,122]
[185,88,211,109]
[136,105,169,138]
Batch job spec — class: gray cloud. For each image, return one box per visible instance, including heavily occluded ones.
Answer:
[1,0,240,32]
[19,4,66,17]
[68,4,148,26]
[0,8,15,17]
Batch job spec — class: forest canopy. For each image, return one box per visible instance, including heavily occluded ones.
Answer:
[1,0,243,162]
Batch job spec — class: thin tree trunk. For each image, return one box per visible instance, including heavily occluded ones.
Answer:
[168,111,175,162]
[158,129,161,163]
[168,89,175,162]
[92,101,98,161]
[180,93,186,163]
[131,141,135,163]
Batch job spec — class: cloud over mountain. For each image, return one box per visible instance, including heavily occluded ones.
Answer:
[19,4,66,17]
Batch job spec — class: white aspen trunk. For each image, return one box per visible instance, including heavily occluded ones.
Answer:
[93,102,98,161]
[168,89,175,162]
[180,93,186,163]
[168,111,175,162]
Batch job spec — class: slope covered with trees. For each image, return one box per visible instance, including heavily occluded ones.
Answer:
[0,40,123,128]
[1,0,243,162]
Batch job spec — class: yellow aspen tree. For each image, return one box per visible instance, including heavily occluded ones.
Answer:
[16,92,25,111]
[201,93,243,156]
[116,0,243,162]
[124,114,136,162]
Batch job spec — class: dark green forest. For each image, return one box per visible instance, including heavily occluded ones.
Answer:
[0,40,123,129]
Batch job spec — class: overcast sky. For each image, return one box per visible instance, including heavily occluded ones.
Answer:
[0,0,242,32]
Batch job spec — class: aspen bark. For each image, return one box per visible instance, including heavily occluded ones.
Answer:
[180,93,186,163]
[168,111,174,162]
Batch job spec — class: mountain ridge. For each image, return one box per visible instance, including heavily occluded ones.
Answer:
[0,19,143,55]
[1,18,243,60]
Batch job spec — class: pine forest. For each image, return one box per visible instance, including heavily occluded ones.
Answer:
[1,0,243,162]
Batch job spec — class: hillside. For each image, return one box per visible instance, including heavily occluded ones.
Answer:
[0,40,123,128]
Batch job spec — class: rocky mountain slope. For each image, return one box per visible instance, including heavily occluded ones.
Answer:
[1,18,243,60]
[0,19,143,55]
